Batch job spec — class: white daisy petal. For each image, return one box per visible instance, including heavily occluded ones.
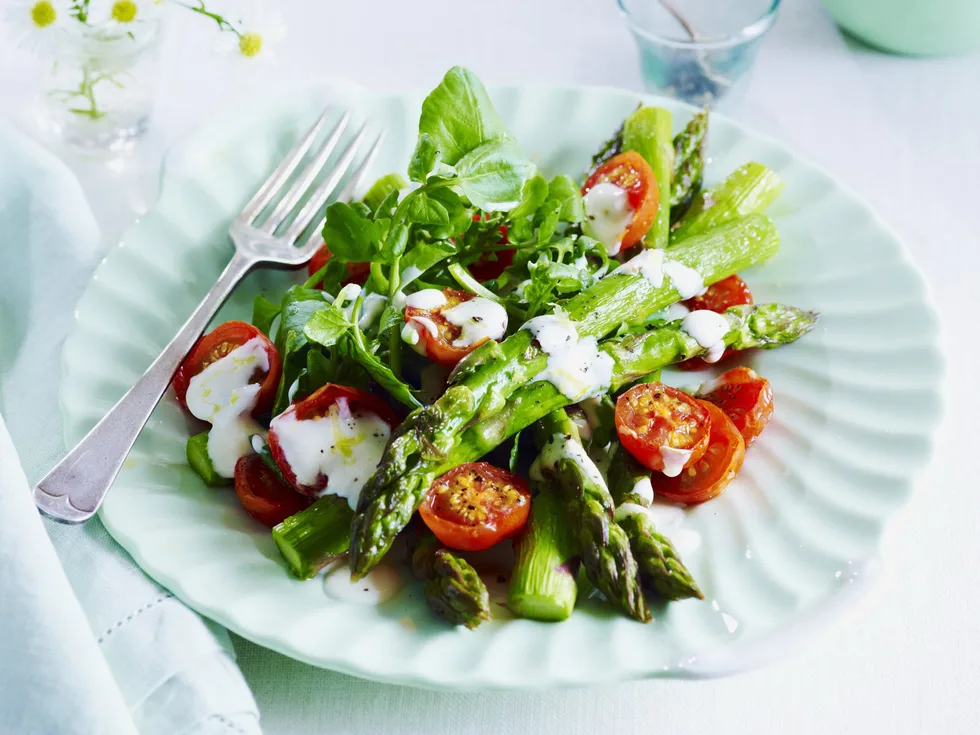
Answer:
[2,0,73,54]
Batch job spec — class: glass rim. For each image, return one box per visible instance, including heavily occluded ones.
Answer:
[617,0,781,50]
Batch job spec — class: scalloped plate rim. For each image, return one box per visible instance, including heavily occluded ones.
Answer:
[61,81,946,689]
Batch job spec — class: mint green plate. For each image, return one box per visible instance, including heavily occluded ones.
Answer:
[61,83,944,689]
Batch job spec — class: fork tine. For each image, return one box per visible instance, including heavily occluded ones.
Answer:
[283,122,375,244]
[261,111,351,234]
[336,129,386,204]
[240,107,331,224]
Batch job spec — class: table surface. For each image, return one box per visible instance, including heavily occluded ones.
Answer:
[2,1,978,733]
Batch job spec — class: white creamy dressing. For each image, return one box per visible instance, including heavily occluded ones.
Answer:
[570,413,592,442]
[660,446,694,478]
[322,559,402,605]
[611,247,706,301]
[404,289,447,310]
[400,264,424,285]
[521,311,613,401]
[185,337,269,478]
[662,261,706,299]
[358,292,387,330]
[582,182,633,256]
[664,302,691,322]
[268,397,391,508]
[441,297,508,347]
[631,476,654,505]
[681,309,731,364]
[613,248,665,287]
[530,433,607,489]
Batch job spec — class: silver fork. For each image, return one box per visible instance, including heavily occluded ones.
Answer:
[34,108,384,524]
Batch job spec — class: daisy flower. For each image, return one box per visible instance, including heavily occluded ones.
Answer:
[222,0,286,60]
[2,0,73,53]
[85,0,161,29]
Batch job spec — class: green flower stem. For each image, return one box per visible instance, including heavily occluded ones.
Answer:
[176,1,241,36]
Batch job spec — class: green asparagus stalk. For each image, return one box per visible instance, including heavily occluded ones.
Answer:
[589,117,625,172]
[671,162,783,242]
[186,432,228,487]
[621,106,674,248]
[362,172,408,213]
[272,495,353,580]
[670,109,708,221]
[615,507,703,601]
[352,298,813,580]
[607,444,651,507]
[411,529,491,629]
[606,445,703,600]
[532,409,649,622]
[350,214,781,578]
[509,483,579,622]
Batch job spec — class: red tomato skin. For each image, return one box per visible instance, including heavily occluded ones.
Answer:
[582,151,660,250]
[654,400,745,505]
[307,245,370,287]
[419,462,531,551]
[699,366,774,447]
[404,289,491,367]
[234,454,311,528]
[172,321,281,418]
[267,383,398,496]
[615,383,711,475]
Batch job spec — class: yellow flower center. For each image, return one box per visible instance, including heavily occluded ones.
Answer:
[30,1,57,28]
[238,32,263,57]
[111,1,138,23]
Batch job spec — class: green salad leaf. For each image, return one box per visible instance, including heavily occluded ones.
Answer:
[415,66,511,167]
[251,294,280,338]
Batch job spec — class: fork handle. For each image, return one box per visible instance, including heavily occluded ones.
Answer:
[34,251,257,524]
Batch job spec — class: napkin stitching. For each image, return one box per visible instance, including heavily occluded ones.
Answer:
[97,593,175,644]
[208,714,248,734]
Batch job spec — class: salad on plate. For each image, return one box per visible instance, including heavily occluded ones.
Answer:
[171,67,818,628]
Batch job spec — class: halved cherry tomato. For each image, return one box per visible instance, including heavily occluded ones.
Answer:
[468,223,513,282]
[307,245,370,288]
[615,382,711,475]
[699,367,773,447]
[404,289,491,367]
[419,462,531,551]
[268,383,399,496]
[582,151,659,252]
[172,321,281,417]
[234,454,311,528]
[678,275,754,370]
[654,400,745,504]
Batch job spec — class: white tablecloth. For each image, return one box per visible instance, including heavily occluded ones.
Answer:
[1,0,977,733]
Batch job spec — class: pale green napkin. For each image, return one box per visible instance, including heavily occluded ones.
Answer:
[0,122,261,735]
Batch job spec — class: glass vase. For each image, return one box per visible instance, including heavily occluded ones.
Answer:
[37,19,163,151]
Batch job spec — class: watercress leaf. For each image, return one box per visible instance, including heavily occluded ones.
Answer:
[549,174,586,223]
[382,219,411,262]
[363,172,408,212]
[318,257,350,296]
[304,307,354,349]
[404,190,451,226]
[416,66,510,166]
[425,187,471,237]
[400,240,457,282]
[454,138,535,212]
[322,202,385,262]
[408,133,441,183]
[341,331,421,409]
[536,199,562,244]
[506,174,549,242]
[251,294,280,338]
[374,188,400,220]
[272,287,336,413]
[509,429,522,473]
